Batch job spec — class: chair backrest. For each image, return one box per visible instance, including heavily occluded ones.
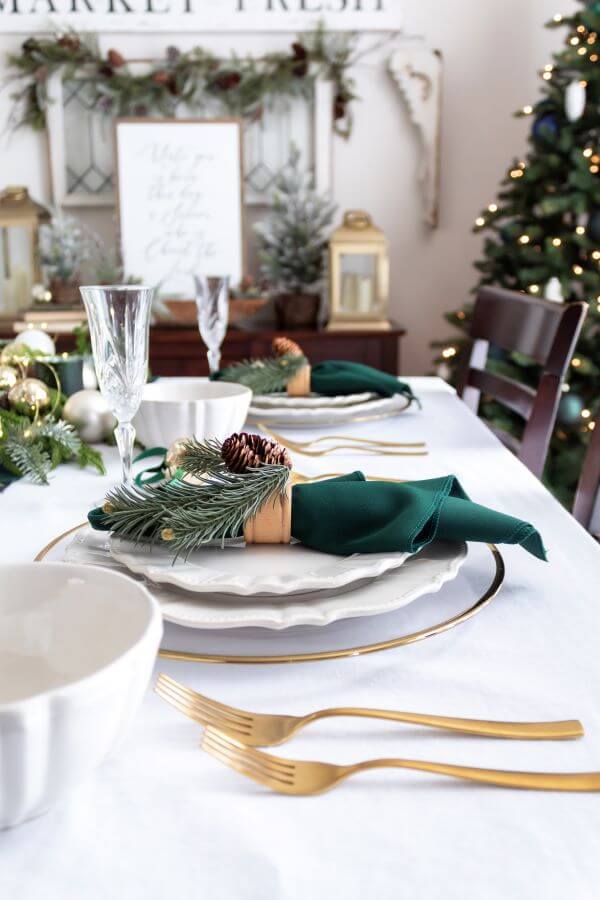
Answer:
[573,409,600,536]
[458,287,587,478]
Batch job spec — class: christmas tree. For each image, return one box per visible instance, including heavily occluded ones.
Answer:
[432,0,600,506]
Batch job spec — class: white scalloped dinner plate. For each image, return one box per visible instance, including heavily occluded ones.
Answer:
[63,528,467,630]
[250,391,375,408]
[109,537,412,596]
[247,393,410,426]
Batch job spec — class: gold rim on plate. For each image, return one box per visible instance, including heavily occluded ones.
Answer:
[35,524,504,665]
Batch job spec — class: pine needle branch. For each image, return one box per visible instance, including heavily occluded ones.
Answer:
[217,353,308,394]
[166,465,290,558]
[3,438,51,485]
[176,437,225,477]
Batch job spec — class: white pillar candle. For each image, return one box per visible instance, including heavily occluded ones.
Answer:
[356,276,374,313]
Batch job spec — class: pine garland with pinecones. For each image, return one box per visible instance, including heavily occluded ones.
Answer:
[96,433,291,556]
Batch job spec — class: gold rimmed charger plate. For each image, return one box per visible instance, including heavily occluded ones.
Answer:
[35,524,504,664]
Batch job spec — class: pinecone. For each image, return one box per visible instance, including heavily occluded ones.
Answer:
[107,48,125,68]
[272,336,304,358]
[221,433,292,473]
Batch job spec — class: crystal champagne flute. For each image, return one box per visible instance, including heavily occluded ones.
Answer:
[80,285,154,484]
[194,275,229,375]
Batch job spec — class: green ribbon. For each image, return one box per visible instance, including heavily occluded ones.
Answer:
[133,446,168,486]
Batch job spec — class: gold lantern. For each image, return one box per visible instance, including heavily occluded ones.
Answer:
[327,210,390,331]
[0,186,50,317]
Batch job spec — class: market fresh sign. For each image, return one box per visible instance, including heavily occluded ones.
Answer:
[0,0,401,32]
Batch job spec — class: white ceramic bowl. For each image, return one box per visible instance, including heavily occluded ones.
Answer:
[133,378,252,447]
[0,563,162,829]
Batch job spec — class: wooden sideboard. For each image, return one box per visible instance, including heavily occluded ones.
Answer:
[0,322,406,377]
[150,324,406,376]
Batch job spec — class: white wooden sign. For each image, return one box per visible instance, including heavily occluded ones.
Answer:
[0,0,402,33]
[115,119,244,296]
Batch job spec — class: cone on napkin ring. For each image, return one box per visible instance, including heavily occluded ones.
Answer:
[272,337,311,397]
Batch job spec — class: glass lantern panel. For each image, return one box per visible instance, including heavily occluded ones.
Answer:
[0,226,34,316]
[339,252,377,315]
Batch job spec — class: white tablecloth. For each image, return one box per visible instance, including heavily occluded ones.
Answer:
[1,377,600,900]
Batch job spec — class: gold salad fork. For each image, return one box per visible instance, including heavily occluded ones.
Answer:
[261,424,425,451]
[259,424,427,456]
[200,727,600,795]
[155,675,583,746]
[257,426,428,457]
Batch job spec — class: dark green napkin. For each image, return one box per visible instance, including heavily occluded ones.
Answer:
[310,361,417,404]
[291,472,546,560]
[89,471,545,560]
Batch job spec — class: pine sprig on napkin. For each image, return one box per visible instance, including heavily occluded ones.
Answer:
[214,352,308,394]
[97,464,290,557]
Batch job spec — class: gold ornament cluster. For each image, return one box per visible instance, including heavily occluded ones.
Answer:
[0,343,52,414]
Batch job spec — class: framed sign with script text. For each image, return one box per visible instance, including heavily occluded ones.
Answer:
[0,0,402,33]
[115,118,244,296]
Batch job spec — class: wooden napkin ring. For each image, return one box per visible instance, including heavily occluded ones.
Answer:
[286,364,311,397]
[243,480,292,544]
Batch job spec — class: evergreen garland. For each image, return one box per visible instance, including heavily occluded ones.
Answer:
[432,0,600,506]
[7,25,357,138]
[216,352,309,394]
[0,407,105,485]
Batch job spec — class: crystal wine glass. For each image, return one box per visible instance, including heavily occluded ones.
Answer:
[194,275,229,375]
[80,285,154,484]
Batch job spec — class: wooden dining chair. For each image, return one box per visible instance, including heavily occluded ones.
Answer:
[457,287,587,478]
[573,409,600,536]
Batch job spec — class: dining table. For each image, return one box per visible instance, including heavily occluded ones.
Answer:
[1,375,600,900]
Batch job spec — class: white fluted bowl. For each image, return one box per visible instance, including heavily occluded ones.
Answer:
[133,378,252,447]
[0,563,162,829]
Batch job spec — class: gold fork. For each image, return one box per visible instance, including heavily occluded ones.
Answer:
[201,727,600,795]
[257,426,428,457]
[155,675,583,745]
[261,424,425,450]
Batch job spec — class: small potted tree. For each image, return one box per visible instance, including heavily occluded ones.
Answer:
[255,148,336,329]
[39,211,96,306]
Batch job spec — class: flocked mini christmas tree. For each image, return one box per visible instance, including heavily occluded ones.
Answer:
[432,0,600,505]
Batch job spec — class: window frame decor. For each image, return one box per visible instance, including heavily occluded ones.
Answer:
[8,27,353,209]
[44,67,334,210]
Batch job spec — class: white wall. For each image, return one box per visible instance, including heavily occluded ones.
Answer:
[0,0,577,372]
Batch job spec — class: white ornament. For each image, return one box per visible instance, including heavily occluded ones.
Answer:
[13,329,55,356]
[62,390,116,443]
[565,79,586,123]
[544,276,564,303]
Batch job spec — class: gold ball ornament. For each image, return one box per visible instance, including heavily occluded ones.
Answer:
[0,364,19,391]
[1,341,31,367]
[8,378,52,415]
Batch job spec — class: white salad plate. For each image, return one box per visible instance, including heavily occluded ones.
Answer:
[247,392,411,427]
[250,391,375,409]
[61,528,467,630]
[109,536,412,596]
